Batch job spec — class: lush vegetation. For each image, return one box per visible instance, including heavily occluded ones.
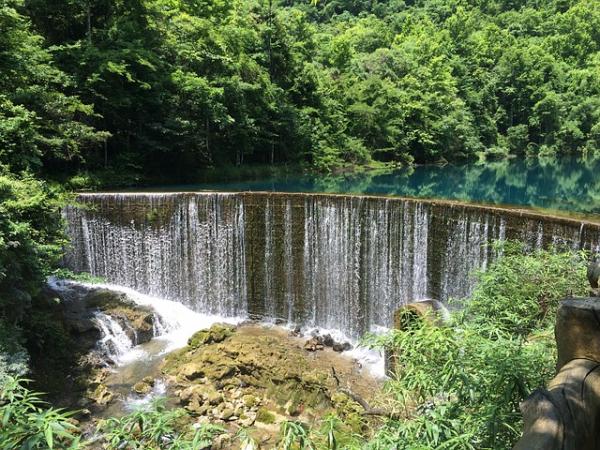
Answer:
[362,243,588,449]
[0,0,598,179]
[0,176,66,382]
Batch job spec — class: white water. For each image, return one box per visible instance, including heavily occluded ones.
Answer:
[52,278,387,379]
[89,282,246,356]
[49,278,245,366]
[92,312,135,364]
[123,379,167,411]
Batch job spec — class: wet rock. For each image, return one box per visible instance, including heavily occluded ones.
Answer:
[81,287,158,345]
[85,367,110,389]
[304,337,324,352]
[84,289,131,309]
[77,408,91,419]
[188,324,235,348]
[89,384,113,405]
[69,318,99,335]
[322,334,335,347]
[332,341,353,352]
[77,352,107,372]
[133,380,153,395]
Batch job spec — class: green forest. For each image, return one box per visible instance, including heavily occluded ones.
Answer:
[2,0,600,181]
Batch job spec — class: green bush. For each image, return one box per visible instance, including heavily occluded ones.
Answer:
[98,398,225,449]
[0,377,81,450]
[458,241,588,336]
[0,175,66,321]
[0,321,28,379]
[363,243,588,450]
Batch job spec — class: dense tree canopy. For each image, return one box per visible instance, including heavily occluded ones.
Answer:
[0,0,597,178]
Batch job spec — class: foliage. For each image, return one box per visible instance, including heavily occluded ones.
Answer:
[0,0,595,179]
[98,398,225,449]
[458,241,589,336]
[0,175,66,321]
[278,420,315,450]
[0,376,81,450]
[0,321,29,379]
[0,0,107,174]
[51,269,105,284]
[363,244,588,449]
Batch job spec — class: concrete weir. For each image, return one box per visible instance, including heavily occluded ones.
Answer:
[63,192,600,338]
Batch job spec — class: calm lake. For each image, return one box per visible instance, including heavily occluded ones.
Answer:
[142,156,600,218]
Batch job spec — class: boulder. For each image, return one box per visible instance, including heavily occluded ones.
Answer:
[89,384,113,405]
[514,297,600,450]
[133,379,153,395]
[179,363,205,380]
[322,334,335,347]
[188,324,235,348]
[555,297,600,371]
[332,341,352,352]
[304,337,324,352]
[514,359,600,450]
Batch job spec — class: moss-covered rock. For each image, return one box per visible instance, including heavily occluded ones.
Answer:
[162,324,382,435]
[179,362,205,380]
[80,288,158,345]
[89,383,113,405]
[242,394,258,408]
[187,324,235,348]
[256,407,276,424]
[133,380,153,395]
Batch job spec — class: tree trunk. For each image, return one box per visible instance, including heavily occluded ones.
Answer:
[86,1,92,44]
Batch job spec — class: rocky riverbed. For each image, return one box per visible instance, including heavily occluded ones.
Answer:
[38,281,385,449]
[92,323,384,448]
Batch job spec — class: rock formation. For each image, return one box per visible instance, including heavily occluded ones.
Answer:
[513,297,600,450]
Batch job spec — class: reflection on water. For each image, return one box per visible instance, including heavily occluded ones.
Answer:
[146,156,600,217]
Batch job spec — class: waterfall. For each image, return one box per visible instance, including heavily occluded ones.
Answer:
[92,312,135,364]
[64,192,600,339]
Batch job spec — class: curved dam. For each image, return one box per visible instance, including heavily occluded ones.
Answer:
[63,192,600,338]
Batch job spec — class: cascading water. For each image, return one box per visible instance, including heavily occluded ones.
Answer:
[92,312,135,364]
[64,192,600,339]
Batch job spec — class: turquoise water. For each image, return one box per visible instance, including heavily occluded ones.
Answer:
[147,156,600,217]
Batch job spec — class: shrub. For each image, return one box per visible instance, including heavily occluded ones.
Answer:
[0,175,66,321]
[363,242,588,449]
[458,241,588,336]
[98,398,225,449]
[0,321,28,379]
[0,377,81,450]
